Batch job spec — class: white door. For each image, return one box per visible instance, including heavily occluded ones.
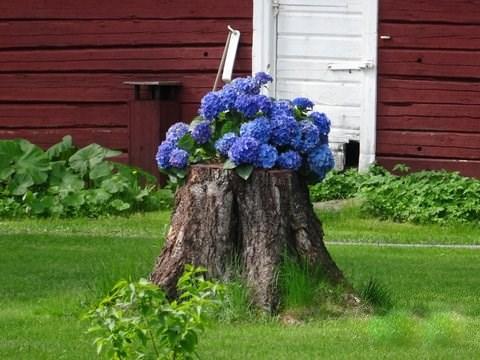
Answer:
[253,0,378,170]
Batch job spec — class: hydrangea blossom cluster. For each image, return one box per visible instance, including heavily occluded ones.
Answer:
[214,132,237,157]
[156,73,335,182]
[191,120,212,145]
[228,136,260,165]
[292,97,314,110]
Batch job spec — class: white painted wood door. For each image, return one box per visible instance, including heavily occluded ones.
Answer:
[257,0,378,170]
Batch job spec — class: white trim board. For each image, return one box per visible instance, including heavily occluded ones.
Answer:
[252,0,378,171]
[252,0,277,97]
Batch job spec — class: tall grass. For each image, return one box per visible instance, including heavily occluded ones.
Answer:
[278,256,326,309]
[359,278,393,313]
[276,255,353,317]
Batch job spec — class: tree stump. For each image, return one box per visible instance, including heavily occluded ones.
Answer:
[150,164,347,313]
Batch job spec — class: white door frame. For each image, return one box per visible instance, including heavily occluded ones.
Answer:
[252,0,277,97]
[252,0,378,171]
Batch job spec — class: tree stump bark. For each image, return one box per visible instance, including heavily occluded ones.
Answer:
[150,164,347,313]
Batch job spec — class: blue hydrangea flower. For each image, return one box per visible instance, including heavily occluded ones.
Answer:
[215,132,238,157]
[228,136,260,165]
[191,120,212,144]
[156,140,175,169]
[270,114,300,146]
[310,112,331,135]
[254,72,273,85]
[219,84,238,109]
[307,144,335,180]
[292,97,314,110]
[240,116,271,144]
[277,150,302,170]
[319,134,329,145]
[166,122,189,143]
[234,94,260,118]
[169,148,189,169]
[269,100,293,118]
[291,120,320,153]
[199,91,226,121]
[255,95,273,115]
[231,77,260,95]
[255,144,278,169]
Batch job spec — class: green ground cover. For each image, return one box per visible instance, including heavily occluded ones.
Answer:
[1,209,480,359]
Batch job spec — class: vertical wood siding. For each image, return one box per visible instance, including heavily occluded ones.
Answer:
[377,0,480,177]
[0,1,252,159]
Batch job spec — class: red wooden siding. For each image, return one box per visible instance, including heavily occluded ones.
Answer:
[377,0,480,177]
[0,1,252,163]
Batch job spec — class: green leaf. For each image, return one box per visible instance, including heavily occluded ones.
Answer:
[49,161,67,185]
[0,140,22,179]
[293,106,304,120]
[89,162,114,180]
[0,140,51,185]
[49,165,85,194]
[235,164,254,180]
[29,195,55,215]
[62,192,85,208]
[177,133,195,153]
[9,173,35,195]
[168,173,179,185]
[46,135,76,161]
[17,141,51,184]
[111,199,130,211]
[101,176,127,194]
[219,120,239,137]
[0,167,15,182]
[61,173,85,192]
[173,168,187,179]
[114,163,156,186]
[69,144,121,177]
[223,160,237,170]
[85,188,111,204]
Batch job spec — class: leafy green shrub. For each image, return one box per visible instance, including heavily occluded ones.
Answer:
[309,168,370,202]
[86,265,223,360]
[0,136,171,218]
[361,169,480,224]
[310,164,480,225]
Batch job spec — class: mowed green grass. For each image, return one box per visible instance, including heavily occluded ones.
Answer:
[318,202,480,245]
[1,210,480,359]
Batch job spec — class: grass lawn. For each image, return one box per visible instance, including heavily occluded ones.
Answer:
[318,201,480,245]
[1,208,480,359]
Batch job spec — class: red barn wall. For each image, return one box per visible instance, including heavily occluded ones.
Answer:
[377,0,480,177]
[0,0,252,161]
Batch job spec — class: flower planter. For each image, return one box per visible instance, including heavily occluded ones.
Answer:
[150,165,346,313]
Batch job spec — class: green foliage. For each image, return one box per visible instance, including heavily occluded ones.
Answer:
[235,164,254,180]
[310,165,480,225]
[0,137,172,218]
[361,168,480,224]
[86,265,223,360]
[309,168,370,202]
[0,139,51,193]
